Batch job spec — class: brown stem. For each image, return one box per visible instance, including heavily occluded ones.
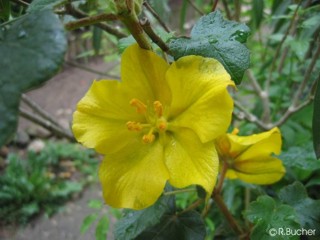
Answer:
[233,0,241,21]
[143,1,171,33]
[212,193,244,235]
[116,0,151,49]
[65,3,127,38]
[65,13,118,31]
[19,108,74,141]
[221,0,232,20]
[211,0,219,12]
[178,199,204,216]
[215,160,228,194]
[140,18,169,52]
[187,0,204,15]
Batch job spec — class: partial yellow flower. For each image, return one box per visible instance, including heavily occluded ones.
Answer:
[215,128,285,185]
[72,44,234,209]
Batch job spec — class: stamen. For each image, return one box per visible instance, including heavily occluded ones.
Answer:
[153,101,163,117]
[231,128,239,135]
[130,98,147,114]
[126,121,142,131]
[142,133,155,143]
[142,128,155,143]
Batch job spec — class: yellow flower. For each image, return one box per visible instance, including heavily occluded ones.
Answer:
[72,44,234,209]
[215,128,285,185]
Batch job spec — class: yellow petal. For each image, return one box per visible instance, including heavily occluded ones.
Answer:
[72,80,143,154]
[229,127,281,160]
[121,44,171,104]
[99,140,169,210]
[166,56,234,143]
[226,156,286,184]
[164,128,218,196]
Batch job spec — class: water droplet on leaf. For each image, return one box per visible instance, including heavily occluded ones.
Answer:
[18,30,27,39]
[208,37,218,44]
[230,30,249,43]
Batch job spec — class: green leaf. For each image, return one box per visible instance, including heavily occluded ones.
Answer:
[0,0,11,21]
[279,182,320,232]
[313,81,320,159]
[27,0,65,13]
[93,26,102,55]
[0,10,66,146]
[95,216,109,240]
[168,10,250,84]
[88,199,103,209]
[80,213,98,234]
[114,194,175,240]
[244,195,301,240]
[137,211,206,240]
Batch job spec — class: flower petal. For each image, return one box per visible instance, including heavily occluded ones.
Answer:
[166,56,234,143]
[164,128,218,195]
[99,140,169,210]
[121,44,171,104]
[229,127,281,160]
[226,156,285,184]
[72,80,143,154]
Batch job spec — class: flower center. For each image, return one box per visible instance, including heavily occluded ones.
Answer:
[126,98,168,143]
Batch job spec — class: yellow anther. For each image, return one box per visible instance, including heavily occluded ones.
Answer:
[231,128,239,135]
[142,133,155,143]
[153,101,163,117]
[126,121,142,131]
[130,98,147,114]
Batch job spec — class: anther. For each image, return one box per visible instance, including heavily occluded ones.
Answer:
[157,120,167,132]
[130,98,147,114]
[153,101,163,117]
[142,133,155,143]
[126,121,142,131]
[231,128,239,135]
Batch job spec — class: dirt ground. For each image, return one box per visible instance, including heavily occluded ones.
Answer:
[1,59,118,240]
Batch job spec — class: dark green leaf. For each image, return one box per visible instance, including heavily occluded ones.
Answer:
[137,211,206,240]
[0,10,67,146]
[279,182,320,232]
[95,216,109,240]
[168,11,250,84]
[280,143,320,173]
[244,195,300,240]
[27,0,65,12]
[313,81,320,159]
[114,194,175,240]
[80,213,98,234]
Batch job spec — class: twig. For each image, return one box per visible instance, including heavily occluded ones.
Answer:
[21,94,62,128]
[163,188,195,196]
[212,193,244,235]
[233,0,241,21]
[211,0,219,12]
[143,1,171,33]
[265,3,301,91]
[65,13,118,31]
[116,0,151,49]
[186,0,204,15]
[65,61,120,80]
[19,108,74,141]
[140,18,169,52]
[178,199,204,216]
[234,100,269,130]
[215,160,227,195]
[221,0,232,20]
[65,3,127,39]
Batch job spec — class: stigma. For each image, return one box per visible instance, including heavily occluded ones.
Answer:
[127,98,168,144]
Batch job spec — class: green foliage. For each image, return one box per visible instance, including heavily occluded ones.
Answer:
[245,195,301,240]
[0,141,99,225]
[115,194,175,240]
[313,82,320,159]
[0,10,66,146]
[279,182,320,233]
[169,11,250,84]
